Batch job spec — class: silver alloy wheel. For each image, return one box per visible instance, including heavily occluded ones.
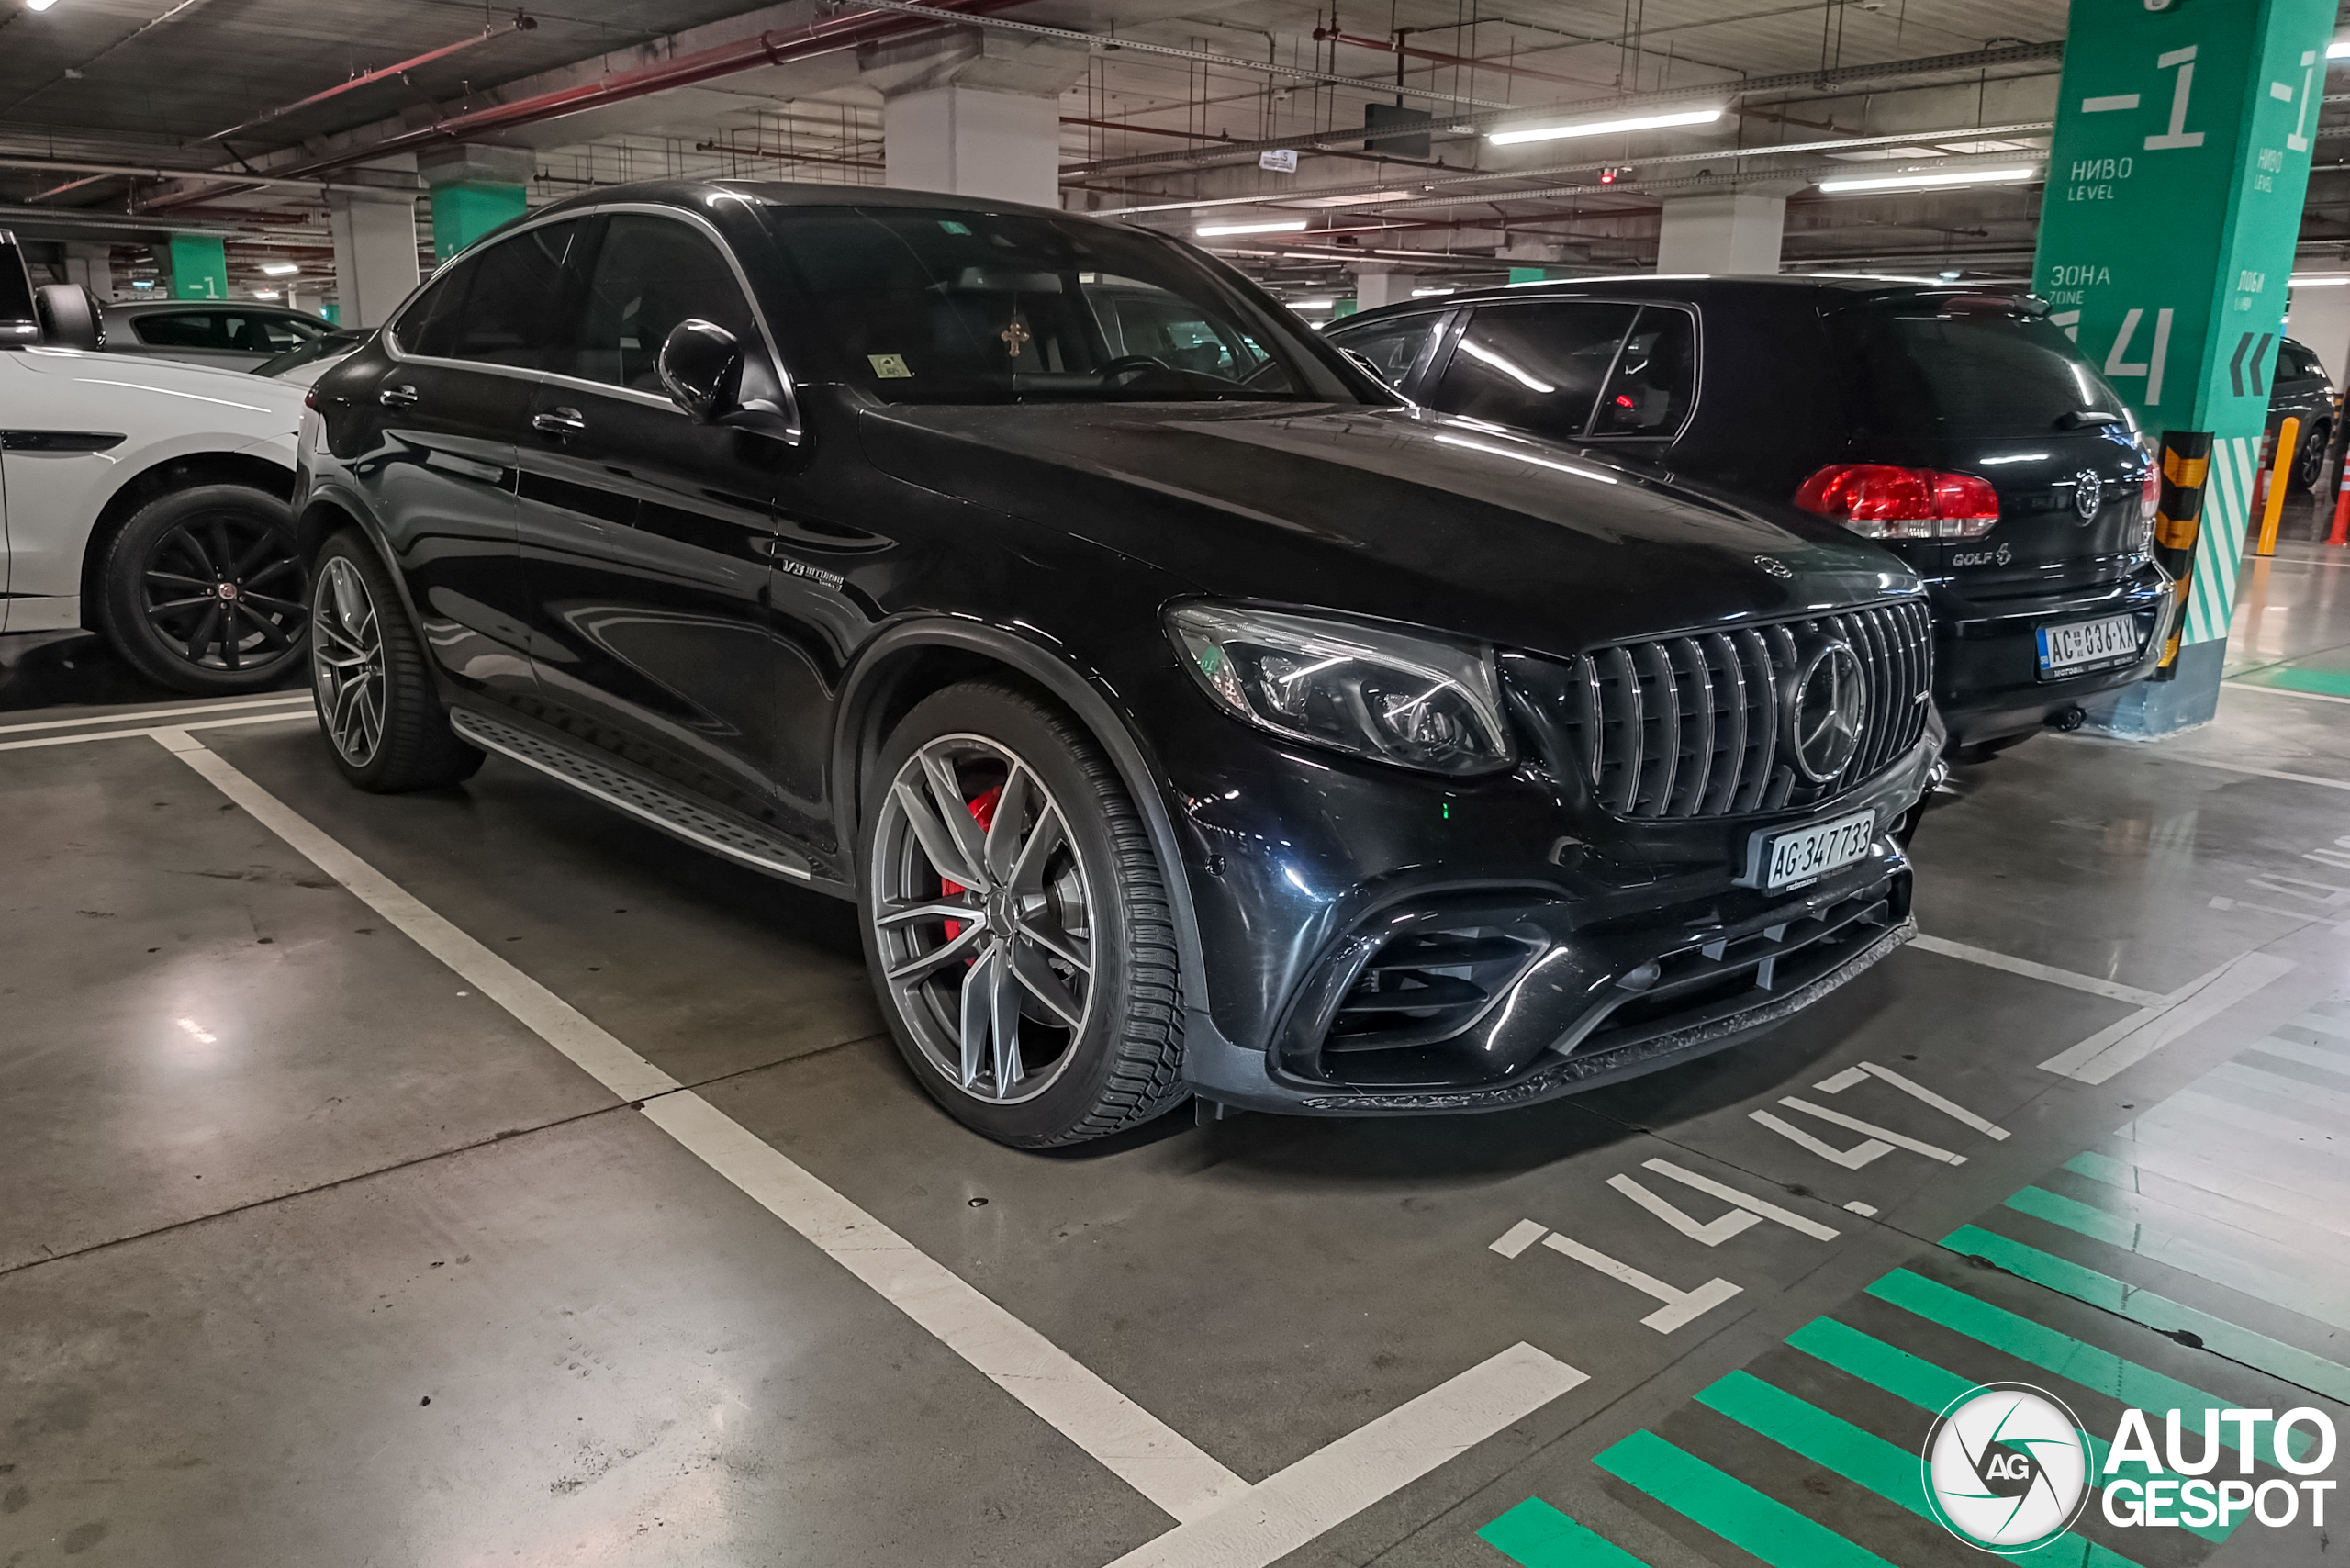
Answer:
[869,734,1096,1105]
[311,555,386,766]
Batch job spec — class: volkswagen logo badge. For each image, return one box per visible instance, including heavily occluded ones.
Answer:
[1785,638,1868,781]
[2071,469,2103,522]
[1755,554,1794,578]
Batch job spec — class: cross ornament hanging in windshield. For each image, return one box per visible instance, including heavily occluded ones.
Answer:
[1000,319,1031,357]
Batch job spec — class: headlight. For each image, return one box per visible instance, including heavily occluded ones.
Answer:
[1165,602,1515,776]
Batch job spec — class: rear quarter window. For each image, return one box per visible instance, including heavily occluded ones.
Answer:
[1834,297,2129,436]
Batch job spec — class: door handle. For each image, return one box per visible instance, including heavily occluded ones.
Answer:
[377,384,418,408]
[532,407,588,438]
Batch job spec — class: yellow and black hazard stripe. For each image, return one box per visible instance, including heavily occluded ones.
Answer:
[2150,431,2210,678]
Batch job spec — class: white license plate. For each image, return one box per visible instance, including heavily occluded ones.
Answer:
[2036,613,2140,677]
[1749,808,1878,890]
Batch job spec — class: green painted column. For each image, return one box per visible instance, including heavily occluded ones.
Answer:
[420,144,535,264]
[2032,0,2333,736]
[429,181,528,263]
[166,234,227,300]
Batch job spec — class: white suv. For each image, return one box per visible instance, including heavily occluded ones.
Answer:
[2,232,308,694]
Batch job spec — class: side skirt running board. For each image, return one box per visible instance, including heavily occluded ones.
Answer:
[448,707,813,884]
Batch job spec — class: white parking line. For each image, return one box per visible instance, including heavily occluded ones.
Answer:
[0,708,311,753]
[146,725,1585,1555]
[2038,950,2297,1083]
[1099,1342,1585,1568]
[2224,681,2350,709]
[2167,756,2350,791]
[0,691,310,735]
[1908,934,2164,1006]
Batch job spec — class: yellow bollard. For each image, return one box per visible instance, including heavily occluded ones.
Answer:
[2256,416,2300,557]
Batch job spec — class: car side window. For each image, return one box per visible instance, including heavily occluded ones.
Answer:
[1427,301,1639,441]
[1331,315,1442,386]
[131,311,218,348]
[1588,306,1695,438]
[551,214,756,393]
[396,220,581,367]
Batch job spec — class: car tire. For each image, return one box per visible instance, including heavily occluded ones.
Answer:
[858,680,1188,1148]
[308,531,483,793]
[2296,422,2331,491]
[95,482,308,694]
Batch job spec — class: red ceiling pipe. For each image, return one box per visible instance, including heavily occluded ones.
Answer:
[141,0,1025,213]
[1311,27,1593,90]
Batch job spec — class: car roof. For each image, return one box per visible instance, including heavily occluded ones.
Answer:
[1335,274,2014,330]
[531,176,1085,228]
[106,299,326,318]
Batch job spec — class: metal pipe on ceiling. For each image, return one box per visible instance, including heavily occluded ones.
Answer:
[135,0,1030,214]
[206,11,541,143]
[1309,28,1597,90]
[841,0,1516,109]
[0,155,421,196]
[1062,39,2065,179]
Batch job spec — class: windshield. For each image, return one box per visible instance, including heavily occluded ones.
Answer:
[760,205,1368,405]
[1834,294,2136,436]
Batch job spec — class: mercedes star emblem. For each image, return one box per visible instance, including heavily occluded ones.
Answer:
[2072,469,2103,522]
[1755,554,1794,578]
[1786,638,1868,781]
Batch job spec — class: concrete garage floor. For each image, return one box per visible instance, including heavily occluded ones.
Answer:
[6,543,2350,1566]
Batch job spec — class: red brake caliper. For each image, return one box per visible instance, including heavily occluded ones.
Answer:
[939,783,1002,942]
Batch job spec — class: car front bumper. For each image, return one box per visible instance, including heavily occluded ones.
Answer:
[1165,707,1935,1117]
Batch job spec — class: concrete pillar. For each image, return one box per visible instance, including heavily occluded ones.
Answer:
[166,235,227,301]
[2031,0,2333,737]
[1653,191,1786,276]
[420,144,532,263]
[329,164,421,329]
[62,243,114,302]
[861,28,1086,208]
[1351,267,1409,311]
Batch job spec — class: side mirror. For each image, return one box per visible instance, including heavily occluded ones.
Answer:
[34,284,104,350]
[656,317,801,445]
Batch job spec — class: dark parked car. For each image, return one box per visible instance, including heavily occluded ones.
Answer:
[297,181,1938,1147]
[2267,334,2336,490]
[1331,279,2173,756]
[102,299,334,369]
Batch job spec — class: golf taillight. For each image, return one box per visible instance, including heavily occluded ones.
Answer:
[1793,464,1999,540]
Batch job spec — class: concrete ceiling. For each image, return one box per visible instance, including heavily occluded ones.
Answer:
[0,0,2344,301]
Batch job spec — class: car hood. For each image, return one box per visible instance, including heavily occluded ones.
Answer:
[856,400,1919,657]
[6,345,306,443]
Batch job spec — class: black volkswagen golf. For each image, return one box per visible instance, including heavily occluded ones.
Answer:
[297,182,1938,1147]
[1332,277,2174,756]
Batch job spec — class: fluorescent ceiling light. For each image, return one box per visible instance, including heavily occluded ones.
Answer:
[2290,274,2350,286]
[260,262,299,276]
[2331,39,2350,58]
[1289,190,1413,208]
[1196,218,1308,237]
[1289,297,1335,309]
[1488,106,1721,147]
[1817,165,2038,194]
[1412,286,1456,297]
[26,0,60,10]
[253,289,280,299]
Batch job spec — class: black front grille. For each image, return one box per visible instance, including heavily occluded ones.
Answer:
[1550,600,1932,819]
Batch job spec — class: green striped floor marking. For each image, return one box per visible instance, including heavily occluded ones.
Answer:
[1945,1223,2350,1406]
[1783,1316,2210,1538]
[1863,1268,2308,1464]
[1593,1428,1897,1568]
[2004,1183,2350,1336]
[2230,663,2350,698]
[1477,1498,1651,1566]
